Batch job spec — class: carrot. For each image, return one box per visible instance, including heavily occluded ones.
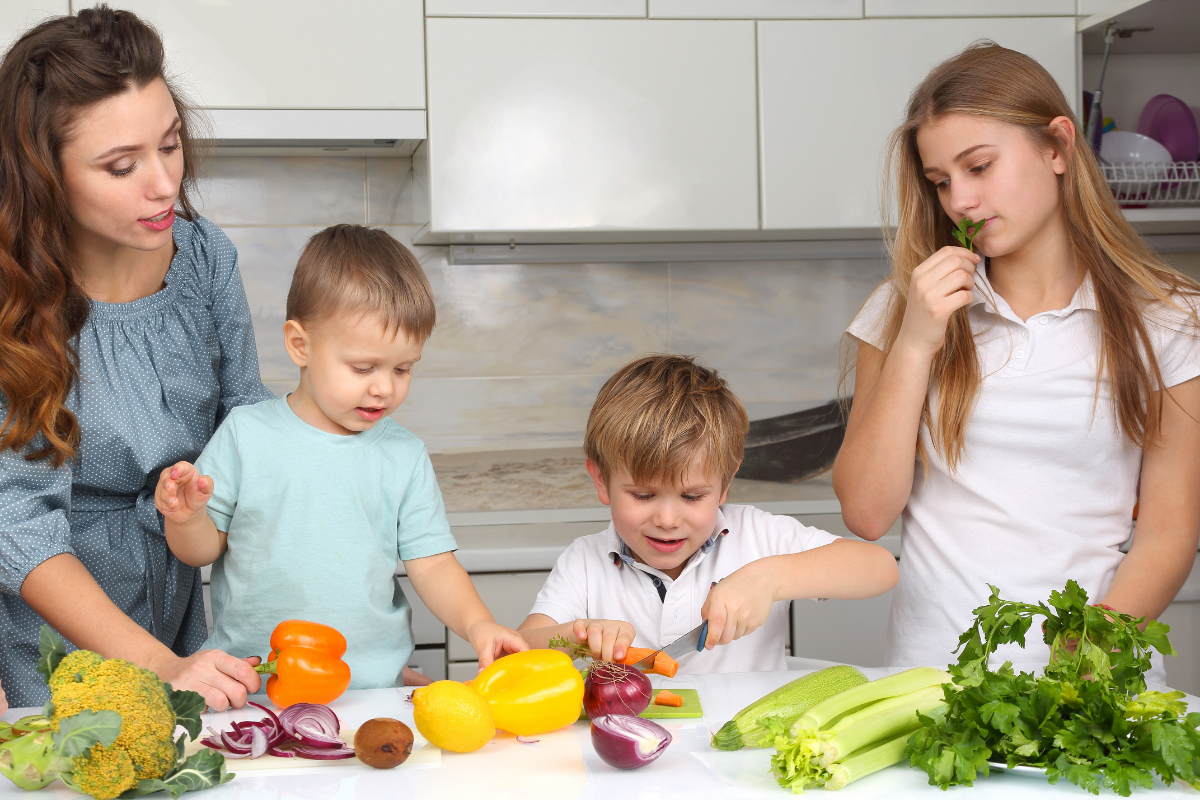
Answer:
[618,647,657,666]
[651,651,679,678]
[654,690,683,708]
[617,648,679,678]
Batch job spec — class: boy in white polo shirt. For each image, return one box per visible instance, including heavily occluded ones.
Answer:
[519,355,899,674]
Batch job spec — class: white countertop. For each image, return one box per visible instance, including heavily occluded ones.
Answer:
[6,668,1198,799]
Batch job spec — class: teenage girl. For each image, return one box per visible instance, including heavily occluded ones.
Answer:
[833,42,1200,681]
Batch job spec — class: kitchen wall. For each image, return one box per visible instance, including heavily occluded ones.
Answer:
[197,155,888,454]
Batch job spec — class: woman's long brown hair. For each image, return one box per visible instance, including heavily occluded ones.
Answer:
[860,41,1199,471]
[0,5,203,467]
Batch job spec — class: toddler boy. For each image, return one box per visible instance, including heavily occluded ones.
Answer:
[156,225,526,689]
[520,355,898,674]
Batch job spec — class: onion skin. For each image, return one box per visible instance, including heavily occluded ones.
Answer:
[590,715,672,770]
[583,662,653,718]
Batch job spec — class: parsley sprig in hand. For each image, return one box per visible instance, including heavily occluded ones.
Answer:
[905,580,1200,796]
[952,217,985,252]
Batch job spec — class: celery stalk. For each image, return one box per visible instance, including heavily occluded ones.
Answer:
[817,685,946,766]
[790,667,952,738]
[823,730,913,791]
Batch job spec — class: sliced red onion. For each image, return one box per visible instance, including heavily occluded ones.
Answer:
[590,715,672,770]
[278,703,344,748]
[288,744,355,760]
[515,735,540,744]
[250,727,268,759]
[201,702,353,760]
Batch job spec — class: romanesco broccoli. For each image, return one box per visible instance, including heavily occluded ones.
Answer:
[0,626,229,800]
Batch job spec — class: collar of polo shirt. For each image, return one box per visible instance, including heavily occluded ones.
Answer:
[607,506,731,576]
[969,259,1097,319]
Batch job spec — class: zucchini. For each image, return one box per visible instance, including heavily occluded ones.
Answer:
[710,665,868,751]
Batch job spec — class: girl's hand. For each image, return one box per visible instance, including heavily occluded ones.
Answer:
[0,677,7,717]
[466,620,530,670]
[897,246,980,357]
[149,650,262,712]
[402,666,434,687]
[154,462,213,525]
[701,565,775,649]
[569,618,637,663]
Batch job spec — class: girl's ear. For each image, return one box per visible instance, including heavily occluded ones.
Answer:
[283,319,311,368]
[1047,115,1076,176]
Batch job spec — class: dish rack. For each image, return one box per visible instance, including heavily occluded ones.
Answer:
[1102,161,1200,206]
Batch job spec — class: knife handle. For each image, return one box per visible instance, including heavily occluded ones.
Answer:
[696,620,709,652]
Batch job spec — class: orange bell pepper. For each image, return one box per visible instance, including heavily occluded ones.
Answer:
[255,620,351,708]
[471,649,584,736]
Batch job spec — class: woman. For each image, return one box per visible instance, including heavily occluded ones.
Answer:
[0,6,270,708]
[833,43,1200,680]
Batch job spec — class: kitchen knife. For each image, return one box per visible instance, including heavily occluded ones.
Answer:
[632,620,709,670]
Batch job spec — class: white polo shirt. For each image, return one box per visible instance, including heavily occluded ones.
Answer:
[529,504,839,675]
[848,265,1200,681]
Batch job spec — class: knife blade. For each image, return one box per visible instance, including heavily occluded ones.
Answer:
[632,620,709,670]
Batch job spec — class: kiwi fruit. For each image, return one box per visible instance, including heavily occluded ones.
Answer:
[353,718,414,769]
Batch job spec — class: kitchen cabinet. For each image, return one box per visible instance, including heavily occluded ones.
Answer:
[421,18,759,241]
[427,0,647,17]
[648,0,861,18]
[758,17,1076,233]
[78,0,424,110]
[0,2,66,48]
[865,0,1075,16]
[446,571,550,662]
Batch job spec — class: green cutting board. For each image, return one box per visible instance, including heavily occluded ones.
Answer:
[578,689,703,720]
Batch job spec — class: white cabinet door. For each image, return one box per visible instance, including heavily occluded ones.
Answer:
[427,0,647,17]
[79,0,424,109]
[792,589,895,667]
[758,17,1076,232]
[865,0,1074,15]
[424,18,759,237]
[0,2,67,49]
[447,572,550,661]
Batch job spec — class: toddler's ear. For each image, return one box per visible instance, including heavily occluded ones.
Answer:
[584,459,611,505]
[283,319,311,368]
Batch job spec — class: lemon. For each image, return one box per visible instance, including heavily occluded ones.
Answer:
[412,680,496,753]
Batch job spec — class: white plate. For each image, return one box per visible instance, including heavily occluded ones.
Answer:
[988,760,1048,776]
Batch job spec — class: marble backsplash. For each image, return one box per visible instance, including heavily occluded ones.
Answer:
[196,155,890,453]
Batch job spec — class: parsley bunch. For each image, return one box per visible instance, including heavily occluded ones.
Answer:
[952,217,984,252]
[905,580,1200,796]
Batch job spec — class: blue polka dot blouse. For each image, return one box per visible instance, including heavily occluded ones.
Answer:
[0,215,273,707]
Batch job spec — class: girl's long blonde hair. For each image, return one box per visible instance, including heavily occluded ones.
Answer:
[867,41,1199,470]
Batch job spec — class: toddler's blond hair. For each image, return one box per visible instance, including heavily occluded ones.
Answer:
[585,354,748,489]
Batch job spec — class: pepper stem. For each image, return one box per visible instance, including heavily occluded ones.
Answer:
[254,660,278,676]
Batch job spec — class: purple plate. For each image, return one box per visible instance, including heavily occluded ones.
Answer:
[1138,94,1199,162]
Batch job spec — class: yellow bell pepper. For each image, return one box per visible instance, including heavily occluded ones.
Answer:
[470,649,584,736]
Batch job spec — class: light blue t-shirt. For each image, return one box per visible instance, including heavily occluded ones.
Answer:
[196,395,456,689]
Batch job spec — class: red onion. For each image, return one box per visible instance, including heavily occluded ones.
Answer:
[590,715,672,770]
[583,662,653,718]
[202,702,354,760]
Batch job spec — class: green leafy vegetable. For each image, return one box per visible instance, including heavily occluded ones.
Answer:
[164,685,206,741]
[36,625,67,683]
[952,217,985,252]
[53,711,123,759]
[906,580,1200,796]
[123,747,233,799]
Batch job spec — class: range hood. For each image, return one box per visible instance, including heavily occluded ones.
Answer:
[205,109,426,156]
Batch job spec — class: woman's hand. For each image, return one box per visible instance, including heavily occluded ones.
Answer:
[569,618,637,663]
[0,677,7,716]
[149,650,262,712]
[897,246,980,357]
[466,620,529,670]
[154,461,213,525]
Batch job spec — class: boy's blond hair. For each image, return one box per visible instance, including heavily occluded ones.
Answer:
[585,354,749,489]
[286,224,436,341]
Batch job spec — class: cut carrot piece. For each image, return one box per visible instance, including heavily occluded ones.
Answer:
[617,648,679,678]
[651,651,679,678]
[654,690,683,707]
